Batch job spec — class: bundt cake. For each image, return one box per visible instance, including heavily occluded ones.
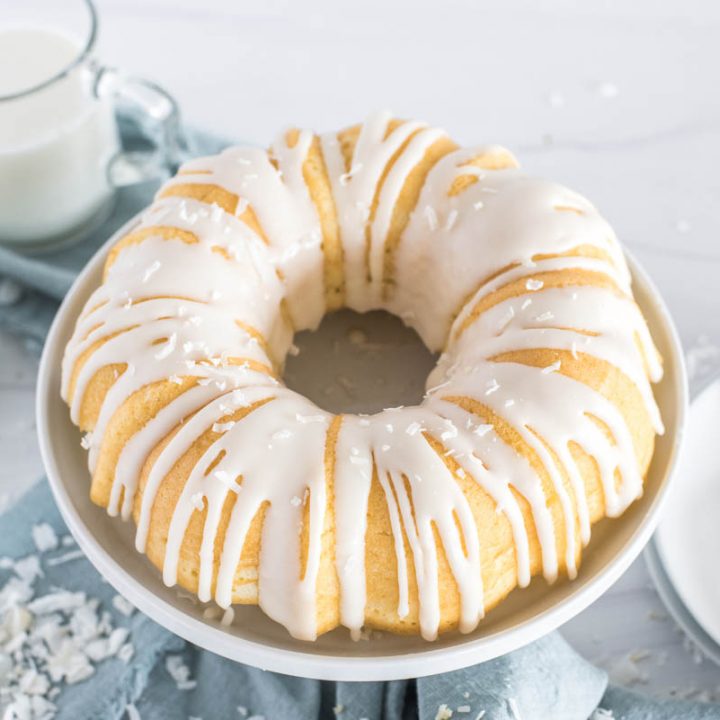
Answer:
[61,112,664,642]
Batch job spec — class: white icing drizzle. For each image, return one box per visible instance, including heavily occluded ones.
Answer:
[61,113,664,642]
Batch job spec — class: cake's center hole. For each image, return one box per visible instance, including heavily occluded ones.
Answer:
[283,309,437,415]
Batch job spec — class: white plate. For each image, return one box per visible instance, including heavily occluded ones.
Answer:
[652,375,720,659]
[646,538,720,668]
[36,219,688,681]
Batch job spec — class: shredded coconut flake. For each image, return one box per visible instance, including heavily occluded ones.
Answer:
[210,203,224,223]
[435,704,453,720]
[125,703,142,720]
[406,422,422,436]
[190,493,205,512]
[608,650,650,686]
[31,524,58,553]
[0,545,138,718]
[165,654,197,691]
[295,413,326,424]
[112,595,135,617]
[46,550,84,567]
[507,698,523,719]
[213,470,238,490]
[484,379,500,395]
[541,360,562,374]
[424,205,439,231]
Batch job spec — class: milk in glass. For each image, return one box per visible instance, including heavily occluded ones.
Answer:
[0,27,120,244]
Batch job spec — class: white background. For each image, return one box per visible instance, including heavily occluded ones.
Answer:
[2,0,720,700]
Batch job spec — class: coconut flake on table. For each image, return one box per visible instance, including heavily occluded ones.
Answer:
[31,525,58,553]
[125,703,142,720]
[112,594,135,618]
[607,650,651,686]
[0,534,139,718]
[13,556,43,585]
[165,654,197,691]
[46,550,84,567]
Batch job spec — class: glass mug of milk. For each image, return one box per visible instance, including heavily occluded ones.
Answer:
[0,0,188,251]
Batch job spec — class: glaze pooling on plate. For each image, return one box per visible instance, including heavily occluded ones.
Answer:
[61,112,663,642]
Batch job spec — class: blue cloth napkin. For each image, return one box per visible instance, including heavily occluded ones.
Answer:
[2,120,719,720]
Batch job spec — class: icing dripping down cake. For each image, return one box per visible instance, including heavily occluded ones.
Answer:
[61,112,663,641]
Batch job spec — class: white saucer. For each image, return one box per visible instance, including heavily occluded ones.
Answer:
[36,218,688,681]
[650,375,720,664]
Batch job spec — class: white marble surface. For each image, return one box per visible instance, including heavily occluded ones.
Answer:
[2,0,720,699]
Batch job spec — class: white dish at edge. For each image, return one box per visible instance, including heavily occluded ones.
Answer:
[653,375,720,657]
[36,215,688,681]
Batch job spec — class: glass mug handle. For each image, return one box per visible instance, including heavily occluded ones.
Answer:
[92,64,192,187]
